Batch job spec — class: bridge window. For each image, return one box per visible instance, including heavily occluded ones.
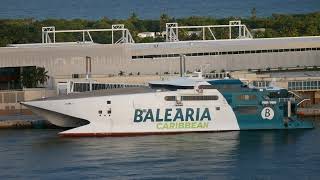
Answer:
[164,96,176,101]
[198,85,215,89]
[181,95,218,101]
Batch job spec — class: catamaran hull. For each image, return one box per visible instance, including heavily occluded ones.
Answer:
[22,89,313,137]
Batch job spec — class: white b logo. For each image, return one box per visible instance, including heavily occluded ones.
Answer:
[261,107,274,120]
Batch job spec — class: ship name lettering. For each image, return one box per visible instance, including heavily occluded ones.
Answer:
[133,108,211,122]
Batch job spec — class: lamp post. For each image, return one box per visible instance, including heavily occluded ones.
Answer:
[85,56,92,80]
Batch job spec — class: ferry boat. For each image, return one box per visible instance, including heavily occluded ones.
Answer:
[21,75,313,136]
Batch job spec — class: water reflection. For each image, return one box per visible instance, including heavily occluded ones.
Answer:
[0,123,319,179]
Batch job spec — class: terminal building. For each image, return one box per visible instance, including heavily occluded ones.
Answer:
[0,21,319,88]
[0,21,319,115]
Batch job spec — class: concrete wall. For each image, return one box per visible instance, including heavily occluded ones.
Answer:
[130,51,320,74]
[0,37,320,78]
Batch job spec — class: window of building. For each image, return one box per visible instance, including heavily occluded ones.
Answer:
[131,47,320,60]
[72,74,79,78]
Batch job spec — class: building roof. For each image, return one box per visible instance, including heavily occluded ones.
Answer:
[5,36,320,51]
[131,36,320,51]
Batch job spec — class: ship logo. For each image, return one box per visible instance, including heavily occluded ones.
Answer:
[261,107,274,120]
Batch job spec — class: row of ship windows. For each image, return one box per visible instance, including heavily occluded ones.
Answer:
[132,47,320,59]
[165,95,219,101]
[73,83,142,92]
[164,94,257,101]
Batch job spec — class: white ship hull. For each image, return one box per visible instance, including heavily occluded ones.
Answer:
[22,89,240,136]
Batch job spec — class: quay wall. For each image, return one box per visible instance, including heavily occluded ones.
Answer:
[0,89,56,115]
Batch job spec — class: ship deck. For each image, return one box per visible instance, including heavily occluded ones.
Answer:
[35,87,157,101]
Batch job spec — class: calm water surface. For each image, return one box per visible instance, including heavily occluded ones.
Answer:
[0,0,320,19]
[0,120,319,179]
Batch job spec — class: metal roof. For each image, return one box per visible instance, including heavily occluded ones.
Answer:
[5,36,320,50]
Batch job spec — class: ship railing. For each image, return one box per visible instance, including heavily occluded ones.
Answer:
[288,91,311,106]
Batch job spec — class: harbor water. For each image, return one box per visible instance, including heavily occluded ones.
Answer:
[1,0,320,19]
[0,119,319,179]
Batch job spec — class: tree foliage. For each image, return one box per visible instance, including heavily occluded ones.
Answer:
[21,67,49,88]
[0,12,320,46]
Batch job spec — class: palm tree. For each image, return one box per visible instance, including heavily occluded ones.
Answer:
[21,67,49,88]
[36,67,49,86]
